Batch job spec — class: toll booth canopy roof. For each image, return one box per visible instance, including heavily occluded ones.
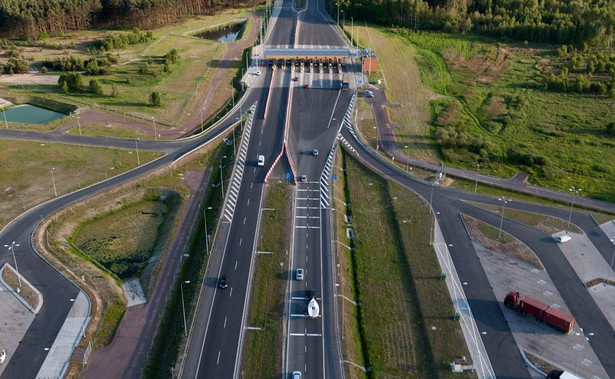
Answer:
[264,48,353,60]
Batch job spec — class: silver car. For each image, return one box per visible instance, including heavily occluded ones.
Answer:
[296,268,304,281]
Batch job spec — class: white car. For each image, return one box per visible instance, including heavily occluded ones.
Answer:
[0,349,6,365]
[312,149,319,156]
[257,155,265,166]
[296,268,304,280]
[292,371,302,379]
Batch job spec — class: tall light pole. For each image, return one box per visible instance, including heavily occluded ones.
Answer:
[336,2,340,25]
[498,198,511,239]
[219,155,227,198]
[429,179,438,246]
[200,107,205,133]
[51,167,58,197]
[3,108,7,129]
[474,163,480,193]
[181,280,190,336]
[567,186,582,229]
[404,145,409,172]
[351,16,354,47]
[341,10,345,30]
[152,116,157,141]
[204,206,213,254]
[135,138,141,165]
[77,116,81,136]
[4,242,21,290]
[374,126,378,152]
[607,237,615,285]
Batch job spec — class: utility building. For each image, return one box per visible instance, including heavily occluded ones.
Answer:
[362,49,378,73]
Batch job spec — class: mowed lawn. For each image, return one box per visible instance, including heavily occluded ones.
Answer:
[353,25,440,162]
[340,151,471,377]
[0,139,161,229]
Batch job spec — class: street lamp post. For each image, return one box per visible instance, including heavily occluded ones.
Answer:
[474,163,480,193]
[341,10,345,30]
[135,138,140,166]
[404,145,409,172]
[201,107,205,133]
[204,206,213,254]
[152,116,157,141]
[181,280,190,336]
[607,238,615,285]
[567,186,582,229]
[498,198,511,239]
[77,116,81,136]
[336,2,340,25]
[374,126,378,152]
[3,108,7,129]
[351,16,354,47]
[219,155,227,198]
[51,167,58,197]
[429,180,437,245]
[4,242,22,290]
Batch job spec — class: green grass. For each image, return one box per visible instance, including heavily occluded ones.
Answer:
[242,182,290,378]
[468,201,583,234]
[71,195,172,278]
[0,139,161,229]
[94,298,126,348]
[0,8,255,127]
[340,149,471,377]
[354,25,615,203]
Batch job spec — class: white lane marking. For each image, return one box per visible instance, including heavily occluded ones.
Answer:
[251,183,254,189]
[288,332,324,337]
[243,217,247,225]
[235,260,238,270]
[229,287,233,298]
[291,296,306,300]
[224,317,227,328]
[305,345,307,353]
[247,199,251,206]
[239,237,243,246]
[217,351,221,365]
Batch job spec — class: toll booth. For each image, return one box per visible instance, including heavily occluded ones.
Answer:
[362,49,378,73]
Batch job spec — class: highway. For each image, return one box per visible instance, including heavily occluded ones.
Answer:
[2,0,614,377]
[340,122,615,377]
[0,83,262,377]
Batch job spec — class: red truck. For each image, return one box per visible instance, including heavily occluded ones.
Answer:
[504,291,575,333]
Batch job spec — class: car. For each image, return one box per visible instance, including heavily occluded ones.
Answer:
[364,90,374,98]
[292,77,298,82]
[312,149,319,156]
[218,275,229,289]
[296,268,304,280]
[292,371,302,379]
[304,84,310,89]
[257,154,265,166]
[554,234,571,243]
[300,174,307,182]
[0,349,6,365]
[254,70,261,76]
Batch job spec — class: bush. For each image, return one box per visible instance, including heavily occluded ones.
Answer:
[58,72,85,92]
[3,58,29,74]
[150,91,161,107]
[89,79,104,95]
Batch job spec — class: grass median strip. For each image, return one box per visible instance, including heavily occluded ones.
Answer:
[241,181,291,378]
[337,148,472,377]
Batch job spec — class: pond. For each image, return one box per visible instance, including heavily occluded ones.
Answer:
[0,104,65,124]
[195,22,245,42]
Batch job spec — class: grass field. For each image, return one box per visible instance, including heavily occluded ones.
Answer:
[72,197,171,278]
[0,8,255,127]
[242,181,290,378]
[468,201,583,235]
[338,149,471,377]
[0,139,161,229]
[352,25,615,203]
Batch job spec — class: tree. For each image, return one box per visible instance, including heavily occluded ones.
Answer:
[110,83,119,97]
[86,59,99,75]
[89,79,104,95]
[150,91,161,107]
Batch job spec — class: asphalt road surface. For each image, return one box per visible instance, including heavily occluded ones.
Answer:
[340,123,615,377]
[0,86,261,378]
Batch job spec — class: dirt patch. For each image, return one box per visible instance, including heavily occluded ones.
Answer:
[182,170,205,193]
[444,46,510,84]
[461,214,544,269]
[0,73,60,85]
[1,265,40,310]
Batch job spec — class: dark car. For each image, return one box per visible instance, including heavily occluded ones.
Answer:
[218,275,229,289]
[304,84,310,89]
[292,77,299,82]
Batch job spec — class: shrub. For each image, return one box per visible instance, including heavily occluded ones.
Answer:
[150,91,161,107]
[89,79,104,95]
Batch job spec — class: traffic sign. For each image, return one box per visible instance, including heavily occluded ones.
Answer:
[332,174,338,180]
[285,172,291,179]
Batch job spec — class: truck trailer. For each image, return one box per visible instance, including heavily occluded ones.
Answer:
[504,291,575,333]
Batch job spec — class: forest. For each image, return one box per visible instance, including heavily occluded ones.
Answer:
[334,0,615,46]
[0,0,260,39]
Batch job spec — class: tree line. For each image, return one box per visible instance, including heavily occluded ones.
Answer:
[0,0,260,40]
[334,0,615,46]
